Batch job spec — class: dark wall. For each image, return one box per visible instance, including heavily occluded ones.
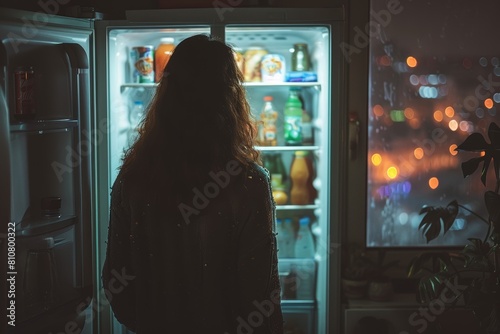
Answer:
[0,0,348,19]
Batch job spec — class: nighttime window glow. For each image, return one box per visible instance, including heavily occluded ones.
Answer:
[367,0,494,247]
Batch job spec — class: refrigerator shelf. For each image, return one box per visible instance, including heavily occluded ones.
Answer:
[16,214,77,237]
[120,82,321,92]
[256,145,319,151]
[10,119,79,133]
[276,204,319,210]
[282,300,316,307]
[243,82,320,88]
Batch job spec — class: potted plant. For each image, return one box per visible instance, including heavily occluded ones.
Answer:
[342,243,372,299]
[408,122,500,333]
[366,250,399,301]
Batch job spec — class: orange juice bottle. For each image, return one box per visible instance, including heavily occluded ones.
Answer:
[155,37,175,82]
[290,151,310,205]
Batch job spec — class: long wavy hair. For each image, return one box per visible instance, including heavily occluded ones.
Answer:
[120,34,260,197]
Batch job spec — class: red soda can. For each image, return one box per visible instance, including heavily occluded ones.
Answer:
[14,66,36,120]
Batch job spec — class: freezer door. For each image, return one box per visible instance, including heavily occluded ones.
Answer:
[0,8,94,334]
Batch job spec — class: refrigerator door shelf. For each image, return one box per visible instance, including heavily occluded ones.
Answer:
[9,119,79,133]
[16,215,77,237]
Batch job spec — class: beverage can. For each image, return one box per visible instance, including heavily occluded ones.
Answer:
[261,54,286,82]
[243,47,267,82]
[14,66,36,120]
[131,46,154,83]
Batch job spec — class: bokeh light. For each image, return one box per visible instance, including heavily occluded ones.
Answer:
[449,120,458,131]
[449,144,458,155]
[414,147,424,160]
[485,98,494,109]
[445,106,455,118]
[387,166,398,179]
[433,110,444,122]
[459,121,470,132]
[429,177,439,189]
[398,212,409,225]
[404,107,415,119]
[379,55,392,66]
[371,153,382,166]
[373,104,384,117]
[406,56,417,68]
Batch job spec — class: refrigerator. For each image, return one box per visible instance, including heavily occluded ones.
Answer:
[1,6,347,334]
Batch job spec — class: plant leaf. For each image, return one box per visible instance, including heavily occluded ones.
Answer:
[442,200,459,234]
[461,157,484,179]
[418,202,459,243]
[493,151,500,182]
[487,122,500,148]
[480,154,492,186]
[456,132,489,151]
[485,191,500,226]
[463,238,491,269]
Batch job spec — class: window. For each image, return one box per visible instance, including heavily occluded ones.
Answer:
[366,0,498,247]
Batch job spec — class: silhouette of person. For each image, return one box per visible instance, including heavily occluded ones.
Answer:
[102,34,284,334]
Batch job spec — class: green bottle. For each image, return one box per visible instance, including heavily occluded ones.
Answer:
[284,88,303,145]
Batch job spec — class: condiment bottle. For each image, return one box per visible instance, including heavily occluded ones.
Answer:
[259,96,278,146]
[290,151,310,205]
[155,37,175,82]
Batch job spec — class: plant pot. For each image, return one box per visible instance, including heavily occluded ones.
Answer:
[367,280,394,301]
[342,278,368,299]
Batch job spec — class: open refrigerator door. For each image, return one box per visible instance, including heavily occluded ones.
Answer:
[226,26,331,334]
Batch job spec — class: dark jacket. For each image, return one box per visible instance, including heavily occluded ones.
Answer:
[102,163,284,333]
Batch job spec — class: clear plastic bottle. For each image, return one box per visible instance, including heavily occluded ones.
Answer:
[128,101,144,145]
[294,217,316,299]
[129,100,144,127]
[278,218,295,258]
[294,216,315,258]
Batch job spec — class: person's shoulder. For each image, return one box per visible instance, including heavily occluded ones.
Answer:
[246,161,270,181]
[242,162,271,191]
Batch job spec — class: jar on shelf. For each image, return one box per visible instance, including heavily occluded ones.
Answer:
[291,43,311,72]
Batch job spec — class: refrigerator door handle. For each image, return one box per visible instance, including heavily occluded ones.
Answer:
[62,43,92,289]
[349,111,360,161]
